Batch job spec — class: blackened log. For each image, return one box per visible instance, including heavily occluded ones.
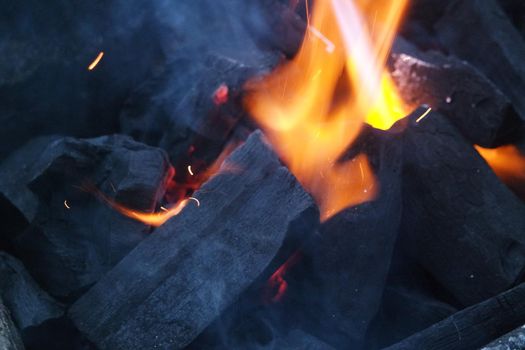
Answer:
[399,107,525,306]
[3,135,171,297]
[0,297,24,350]
[0,252,63,331]
[69,131,319,350]
[390,38,521,146]
[283,126,403,348]
[385,283,525,350]
[435,0,525,121]
[481,324,525,350]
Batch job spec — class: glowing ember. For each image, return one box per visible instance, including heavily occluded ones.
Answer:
[88,52,104,71]
[64,200,71,209]
[213,84,229,105]
[265,251,302,303]
[245,0,408,221]
[100,141,240,227]
[476,145,525,193]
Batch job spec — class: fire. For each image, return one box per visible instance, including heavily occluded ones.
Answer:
[109,198,192,227]
[245,0,408,220]
[476,145,525,197]
[97,141,240,227]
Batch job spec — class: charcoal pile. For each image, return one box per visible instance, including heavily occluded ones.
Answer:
[1,0,525,349]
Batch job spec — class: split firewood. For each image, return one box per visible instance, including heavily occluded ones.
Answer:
[435,0,525,121]
[385,282,525,350]
[69,130,319,350]
[398,107,525,306]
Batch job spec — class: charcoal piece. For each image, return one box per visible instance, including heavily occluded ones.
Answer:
[0,297,24,350]
[0,1,165,161]
[498,0,525,37]
[0,136,60,224]
[366,244,460,349]
[435,0,525,121]
[481,324,525,350]
[119,52,274,174]
[69,131,319,350]
[366,285,457,348]
[9,135,171,297]
[390,38,520,146]
[283,126,403,348]
[255,0,306,57]
[0,252,63,331]
[272,329,335,350]
[385,282,525,350]
[21,316,97,350]
[399,107,525,306]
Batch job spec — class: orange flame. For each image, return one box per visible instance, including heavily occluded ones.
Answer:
[98,141,241,227]
[245,0,408,220]
[476,145,525,197]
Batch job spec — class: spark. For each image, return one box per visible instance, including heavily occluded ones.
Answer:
[187,165,194,176]
[88,51,104,71]
[416,107,432,123]
[308,26,335,53]
[188,197,200,207]
[160,206,168,212]
[64,200,71,209]
[109,181,117,193]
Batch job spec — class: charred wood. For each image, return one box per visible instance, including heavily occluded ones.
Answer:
[273,126,404,349]
[435,0,525,121]
[0,297,24,350]
[385,282,525,350]
[0,252,63,331]
[2,135,171,297]
[390,38,521,147]
[69,131,319,350]
[398,107,525,306]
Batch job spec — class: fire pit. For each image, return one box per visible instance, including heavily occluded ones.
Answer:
[1,0,525,349]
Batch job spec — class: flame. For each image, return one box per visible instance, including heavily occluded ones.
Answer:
[476,145,525,196]
[109,198,191,227]
[245,0,408,220]
[97,140,241,227]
